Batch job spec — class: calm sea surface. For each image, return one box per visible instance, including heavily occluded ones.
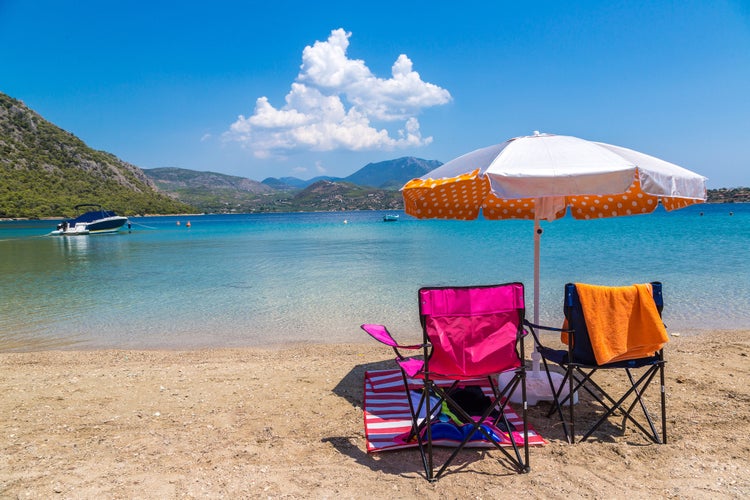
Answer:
[1,204,748,351]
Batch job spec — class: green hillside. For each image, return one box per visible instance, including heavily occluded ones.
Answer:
[142,167,284,213]
[287,180,403,211]
[0,92,195,218]
[143,167,407,213]
[142,167,404,213]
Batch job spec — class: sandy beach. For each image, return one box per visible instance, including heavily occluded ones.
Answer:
[1,330,748,499]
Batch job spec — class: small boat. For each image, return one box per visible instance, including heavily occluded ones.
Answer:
[383,214,399,222]
[52,204,128,236]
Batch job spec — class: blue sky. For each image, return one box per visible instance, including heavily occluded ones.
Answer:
[1,1,749,187]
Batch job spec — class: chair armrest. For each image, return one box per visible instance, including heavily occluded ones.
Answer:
[361,323,428,362]
[524,320,569,333]
[360,324,425,350]
[524,320,574,348]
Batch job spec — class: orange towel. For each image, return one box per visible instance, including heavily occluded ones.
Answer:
[574,283,669,365]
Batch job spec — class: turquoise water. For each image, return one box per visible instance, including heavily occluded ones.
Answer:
[1,204,748,351]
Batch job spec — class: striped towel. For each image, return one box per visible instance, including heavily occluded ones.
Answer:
[363,369,546,452]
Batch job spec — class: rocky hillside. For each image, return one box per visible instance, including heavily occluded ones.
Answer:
[0,92,194,218]
[145,167,273,194]
[143,156,440,214]
[287,180,403,212]
[142,167,405,214]
[143,167,280,213]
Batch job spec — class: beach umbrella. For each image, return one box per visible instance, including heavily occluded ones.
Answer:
[402,132,707,402]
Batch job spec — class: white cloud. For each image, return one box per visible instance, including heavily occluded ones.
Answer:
[225,28,451,157]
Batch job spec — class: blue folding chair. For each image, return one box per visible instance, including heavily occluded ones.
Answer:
[527,282,668,443]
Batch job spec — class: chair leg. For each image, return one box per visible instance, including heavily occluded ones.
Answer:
[539,356,573,443]
[568,365,575,443]
[425,385,434,482]
[660,362,667,444]
[434,375,528,480]
[399,370,432,480]
[489,373,529,472]
[428,373,529,480]
[399,369,531,481]
[519,366,530,472]
[546,365,587,444]
[549,364,665,444]
[622,368,661,443]
[579,365,663,443]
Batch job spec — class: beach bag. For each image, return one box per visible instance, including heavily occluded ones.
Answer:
[447,385,493,419]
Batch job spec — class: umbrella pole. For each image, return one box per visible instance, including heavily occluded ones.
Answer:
[521,217,572,406]
[502,218,552,405]
[532,219,542,371]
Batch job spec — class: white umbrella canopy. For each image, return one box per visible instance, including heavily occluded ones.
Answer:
[404,132,706,222]
[402,132,707,403]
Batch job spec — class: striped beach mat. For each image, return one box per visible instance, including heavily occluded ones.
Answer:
[364,369,547,453]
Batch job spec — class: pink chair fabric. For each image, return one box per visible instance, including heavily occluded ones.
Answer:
[362,283,525,380]
[361,323,401,347]
[419,283,524,379]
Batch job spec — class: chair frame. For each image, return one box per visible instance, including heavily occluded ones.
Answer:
[363,282,530,481]
[527,282,667,444]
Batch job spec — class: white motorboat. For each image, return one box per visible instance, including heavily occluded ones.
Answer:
[52,204,128,235]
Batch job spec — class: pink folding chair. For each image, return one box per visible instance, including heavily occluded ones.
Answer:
[362,282,529,481]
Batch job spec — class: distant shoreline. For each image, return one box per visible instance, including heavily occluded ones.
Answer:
[0,213,206,221]
[2,201,748,221]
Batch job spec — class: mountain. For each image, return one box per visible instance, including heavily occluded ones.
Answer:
[260,157,441,193]
[165,157,441,213]
[145,167,273,194]
[142,167,404,213]
[261,177,297,191]
[142,167,281,214]
[288,180,403,211]
[0,92,194,218]
[261,175,342,190]
[283,176,341,188]
[344,156,442,188]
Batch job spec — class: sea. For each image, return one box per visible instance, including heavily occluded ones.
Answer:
[1,203,748,352]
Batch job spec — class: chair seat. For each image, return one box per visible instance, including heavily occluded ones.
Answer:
[538,346,662,369]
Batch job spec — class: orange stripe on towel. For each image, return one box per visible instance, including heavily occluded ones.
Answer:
[575,283,669,365]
